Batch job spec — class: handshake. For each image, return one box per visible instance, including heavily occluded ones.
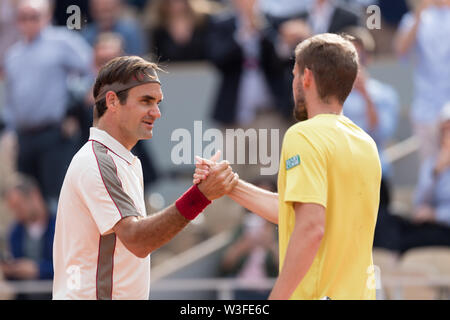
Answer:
[193,151,239,201]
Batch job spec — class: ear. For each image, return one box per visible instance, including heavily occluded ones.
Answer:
[105,91,119,112]
[303,68,313,88]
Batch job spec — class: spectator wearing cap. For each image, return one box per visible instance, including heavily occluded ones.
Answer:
[395,0,450,158]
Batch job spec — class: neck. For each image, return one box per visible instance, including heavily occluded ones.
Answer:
[307,99,342,119]
[96,120,135,151]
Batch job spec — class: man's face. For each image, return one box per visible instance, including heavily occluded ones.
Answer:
[232,0,257,15]
[16,4,46,41]
[116,83,163,145]
[5,189,32,224]
[91,0,120,30]
[94,41,122,70]
[292,64,308,122]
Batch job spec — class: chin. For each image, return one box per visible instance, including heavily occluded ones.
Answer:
[143,130,153,140]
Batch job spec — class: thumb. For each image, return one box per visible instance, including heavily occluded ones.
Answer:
[195,155,214,166]
[210,150,221,163]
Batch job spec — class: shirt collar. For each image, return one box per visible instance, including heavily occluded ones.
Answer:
[89,127,135,164]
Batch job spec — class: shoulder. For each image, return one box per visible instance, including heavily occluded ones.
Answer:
[286,116,331,136]
[66,142,99,181]
[4,41,24,62]
[283,119,330,153]
[43,26,88,48]
[42,26,70,41]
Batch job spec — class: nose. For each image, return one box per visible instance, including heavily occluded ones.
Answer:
[149,105,161,119]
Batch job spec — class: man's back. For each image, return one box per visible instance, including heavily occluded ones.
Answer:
[278,114,381,299]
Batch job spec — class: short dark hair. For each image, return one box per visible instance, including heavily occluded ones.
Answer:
[92,56,160,121]
[295,33,359,105]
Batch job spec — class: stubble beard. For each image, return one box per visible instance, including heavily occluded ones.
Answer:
[293,85,308,122]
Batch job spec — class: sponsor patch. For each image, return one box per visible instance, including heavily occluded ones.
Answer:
[286,155,301,170]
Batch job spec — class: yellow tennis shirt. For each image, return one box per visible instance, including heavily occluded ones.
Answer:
[277,114,381,300]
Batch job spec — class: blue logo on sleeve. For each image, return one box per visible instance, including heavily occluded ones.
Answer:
[286,155,301,170]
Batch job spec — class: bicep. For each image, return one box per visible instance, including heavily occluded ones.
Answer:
[112,215,139,250]
[293,202,326,233]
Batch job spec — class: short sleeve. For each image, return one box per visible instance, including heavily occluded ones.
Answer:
[76,151,140,235]
[283,129,328,208]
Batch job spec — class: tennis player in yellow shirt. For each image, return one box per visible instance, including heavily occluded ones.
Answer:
[194,33,382,300]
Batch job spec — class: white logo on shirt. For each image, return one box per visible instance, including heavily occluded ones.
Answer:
[66,265,81,291]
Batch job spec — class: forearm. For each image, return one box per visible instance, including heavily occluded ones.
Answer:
[269,227,323,299]
[126,204,190,257]
[227,179,279,224]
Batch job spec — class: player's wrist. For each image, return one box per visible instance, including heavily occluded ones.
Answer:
[175,184,211,220]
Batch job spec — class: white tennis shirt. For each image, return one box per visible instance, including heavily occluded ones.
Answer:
[53,127,150,299]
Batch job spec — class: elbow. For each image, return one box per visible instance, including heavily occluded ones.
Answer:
[133,249,149,259]
[309,226,325,244]
[128,241,153,259]
[127,238,152,259]
[121,227,150,259]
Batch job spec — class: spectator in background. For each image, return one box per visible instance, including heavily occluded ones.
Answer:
[0,0,20,76]
[68,32,125,146]
[273,0,361,122]
[394,0,450,159]
[146,0,217,62]
[260,0,312,22]
[83,0,147,56]
[275,0,361,59]
[206,0,290,126]
[407,102,450,241]
[342,27,399,211]
[374,104,450,253]
[1,175,55,299]
[2,0,92,209]
[220,179,278,300]
[274,0,361,38]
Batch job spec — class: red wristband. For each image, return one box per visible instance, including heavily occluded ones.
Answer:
[175,184,211,220]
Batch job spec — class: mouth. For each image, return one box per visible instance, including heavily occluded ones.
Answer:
[142,120,154,129]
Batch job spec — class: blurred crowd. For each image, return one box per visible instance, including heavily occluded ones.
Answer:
[0,0,450,299]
